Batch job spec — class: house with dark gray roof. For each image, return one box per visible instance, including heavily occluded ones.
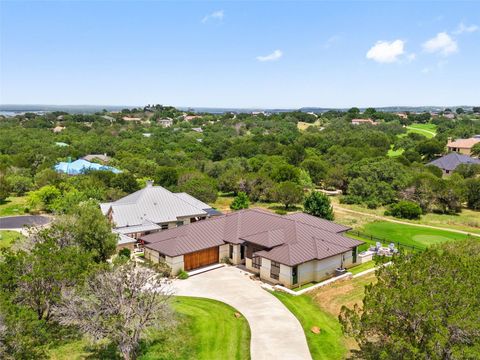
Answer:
[428,152,480,175]
[100,181,222,249]
[141,209,363,288]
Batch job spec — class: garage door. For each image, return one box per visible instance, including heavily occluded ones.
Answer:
[184,247,219,271]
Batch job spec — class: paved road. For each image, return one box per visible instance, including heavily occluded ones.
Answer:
[0,215,51,229]
[334,205,480,238]
[173,266,312,360]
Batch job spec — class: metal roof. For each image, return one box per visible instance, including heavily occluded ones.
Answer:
[142,209,362,266]
[100,184,208,228]
[428,152,480,171]
[54,159,121,175]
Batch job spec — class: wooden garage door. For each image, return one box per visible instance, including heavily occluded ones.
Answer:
[184,247,219,271]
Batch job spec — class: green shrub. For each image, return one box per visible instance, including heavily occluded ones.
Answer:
[275,209,287,215]
[388,201,422,220]
[221,256,232,265]
[118,248,131,258]
[230,192,250,210]
[303,191,334,220]
[178,270,189,280]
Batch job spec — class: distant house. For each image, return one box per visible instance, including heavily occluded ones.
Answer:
[351,118,377,125]
[142,209,363,288]
[100,181,222,246]
[395,112,408,119]
[158,118,173,127]
[183,114,201,121]
[82,153,111,163]
[54,159,121,175]
[143,133,152,138]
[447,137,480,156]
[192,127,203,133]
[443,113,455,119]
[101,115,115,122]
[428,153,480,175]
[53,126,65,133]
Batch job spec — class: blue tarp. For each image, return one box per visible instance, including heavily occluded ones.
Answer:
[54,159,121,175]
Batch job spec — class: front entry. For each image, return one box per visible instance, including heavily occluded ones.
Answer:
[184,247,219,271]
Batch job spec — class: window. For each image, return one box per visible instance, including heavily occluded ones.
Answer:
[176,221,184,227]
[252,256,261,269]
[271,261,280,280]
[161,224,169,230]
[229,245,233,259]
[292,266,298,285]
[352,247,357,264]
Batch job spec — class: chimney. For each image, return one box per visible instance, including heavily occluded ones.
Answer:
[146,180,154,187]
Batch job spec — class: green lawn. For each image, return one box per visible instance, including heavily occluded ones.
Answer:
[48,297,251,360]
[0,196,28,217]
[0,230,25,249]
[272,292,347,360]
[360,221,472,249]
[348,260,376,275]
[406,123,437,139]
[387,145,404,157]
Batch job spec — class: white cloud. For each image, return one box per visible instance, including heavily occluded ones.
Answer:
[324,35,341,49]
[256,49,283,62]
[422,32,458,56]
[366,40,405,63]
[406,53,416,62]
[202,10,224,23]
[453,22,479,35]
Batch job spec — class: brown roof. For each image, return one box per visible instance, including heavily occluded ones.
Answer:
[142,209,361,266]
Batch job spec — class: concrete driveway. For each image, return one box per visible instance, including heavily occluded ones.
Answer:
[173,266,312,360]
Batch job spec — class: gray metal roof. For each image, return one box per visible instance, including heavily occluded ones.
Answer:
[115,233,137,245]
[142,209,362,266]
[428,152,480,171]
[100,184,208,229]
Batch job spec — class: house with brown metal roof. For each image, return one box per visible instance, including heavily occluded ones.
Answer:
[141,209,363,288]
[447,136,480,156]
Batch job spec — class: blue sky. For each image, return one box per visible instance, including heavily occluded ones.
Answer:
[1,1,479,108]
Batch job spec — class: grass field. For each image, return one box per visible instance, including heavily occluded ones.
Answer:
[274,273,376,359]
[360,221,472,249]
[48,297,251,360]
[272,292,347,360]
[0,196,28,217]
[0,230,25,249]
[332,197,480,235]
[212,195,302,214]
[387,145,404,157]
[406,123,437,138]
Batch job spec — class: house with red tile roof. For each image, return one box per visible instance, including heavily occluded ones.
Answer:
[141,209,363,288]
[447,137,480,156]
[351,118,377,125]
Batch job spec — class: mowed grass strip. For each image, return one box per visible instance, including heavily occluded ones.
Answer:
[170,297,250,360]
[272,292,347,360]
[49,297,251,360]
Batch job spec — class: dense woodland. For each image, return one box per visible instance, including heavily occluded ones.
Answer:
[1,105,479,216]
[1,106,480,359]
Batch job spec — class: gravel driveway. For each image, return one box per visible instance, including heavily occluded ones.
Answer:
[173,266,312,360]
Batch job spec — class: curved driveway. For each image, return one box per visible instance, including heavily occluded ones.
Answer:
[173,266,312,360]
[0,215,51,229]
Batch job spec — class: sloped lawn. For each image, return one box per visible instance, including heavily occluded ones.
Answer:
[49,297,251,360]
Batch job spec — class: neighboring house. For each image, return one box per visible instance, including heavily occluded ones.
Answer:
[183,114,202,121]
[54,159,121,175]
[100,181,222,242]
[142,209,363,289]
[351,118,377,125]
[428,152,480,175]
[444,113,455,119]
[158,118,173,127]
[82,153,111,163]
[447,137,480,156]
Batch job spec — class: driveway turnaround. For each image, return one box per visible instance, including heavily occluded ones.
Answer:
[173,266,312,360]
[0,215,51,229]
